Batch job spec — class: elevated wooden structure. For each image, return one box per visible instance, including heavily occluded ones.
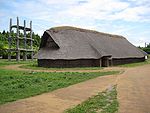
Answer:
[8,17,34,61]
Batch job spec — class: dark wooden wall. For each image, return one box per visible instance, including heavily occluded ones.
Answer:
[38,57,145,68]
[38,59,100,68]
[111,57,145,66]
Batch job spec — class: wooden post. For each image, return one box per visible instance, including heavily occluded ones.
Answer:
[16,17,20,61]
[110,59,113,66]
[8,18,12,61]
[23,20,27,61]
[30,21,33,60]
[106,57,109,67]
[99,59,101,67]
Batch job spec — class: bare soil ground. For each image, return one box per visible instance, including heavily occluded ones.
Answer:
[0,64,150,113]
[117,64,150,113]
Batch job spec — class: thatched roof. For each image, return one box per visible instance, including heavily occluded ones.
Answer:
[37,26,147,60]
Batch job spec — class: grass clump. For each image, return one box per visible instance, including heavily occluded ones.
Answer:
[65,85,118,113]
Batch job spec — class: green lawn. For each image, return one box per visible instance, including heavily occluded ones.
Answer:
[65,85,118,113]
[20,62,102,71]
[0,60,119,105]
[0,59,34,67]
[0,59,102,71]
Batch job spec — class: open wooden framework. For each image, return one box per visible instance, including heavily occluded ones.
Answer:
[8,17,34,61]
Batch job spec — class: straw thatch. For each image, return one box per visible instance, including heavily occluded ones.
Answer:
[37,26,147,67]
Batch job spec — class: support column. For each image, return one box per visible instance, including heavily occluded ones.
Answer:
[106,58,109,67]
[16,17,20,61]
[110,59,113,66]
[30,21,33,60]
[99,59,102,67]
[8,18,12,61]
[23,20,27,61]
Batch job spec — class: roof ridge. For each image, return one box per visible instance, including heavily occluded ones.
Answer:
[49,26,126,39]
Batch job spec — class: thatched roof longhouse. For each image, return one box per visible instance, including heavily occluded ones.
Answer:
[37,26,146,60]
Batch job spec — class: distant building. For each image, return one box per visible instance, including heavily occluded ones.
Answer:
[36,26,147,67]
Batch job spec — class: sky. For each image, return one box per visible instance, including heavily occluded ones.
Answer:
[0,0,150,47]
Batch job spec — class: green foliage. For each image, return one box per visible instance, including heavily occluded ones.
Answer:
[65,85,118,113]
[139,43,150,54]
[143,48,150,54]
[0,42,8,57]
[0,60,119,105]
[0,30,41,57]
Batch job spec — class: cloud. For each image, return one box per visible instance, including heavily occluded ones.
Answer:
[59,0,150,22]
[111,5,150,22]
[38,0,77,5]
[127,0,150,5]
[0,0,150,46]
[2,0,149,23]
[62,0,129,19]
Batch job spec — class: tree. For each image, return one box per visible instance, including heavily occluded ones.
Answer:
[0,30,41,58]
[2,30,6,35]
[139,43,150,54]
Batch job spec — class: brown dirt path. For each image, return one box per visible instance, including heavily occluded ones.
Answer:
[117,64,150,113]
[0,72,118,113]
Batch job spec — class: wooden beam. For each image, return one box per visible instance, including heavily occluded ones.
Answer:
[8,18,12,61]
[106,58,109,67]
[16,17,20,61]
[99,59,102,67]
[30,21,33,60]
[23,20,27,61]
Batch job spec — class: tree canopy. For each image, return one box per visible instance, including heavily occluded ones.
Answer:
[0,30,41,58]
[139,43,150,54]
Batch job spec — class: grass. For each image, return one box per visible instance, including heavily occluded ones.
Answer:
[0,59,102,71]
[20,63,102,71]
[65,85,118,113]
[0,59,34,67]
[0,59,119,105]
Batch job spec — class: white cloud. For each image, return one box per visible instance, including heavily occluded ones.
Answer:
[127,0,150,5]
[0,0,150,47]
[53,0,150,22]
[111,5,150,22]
[38,0,77,5]
[61,0,129,20]
[3,0,149,23]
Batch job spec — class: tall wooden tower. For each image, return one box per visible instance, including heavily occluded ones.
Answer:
[8,17,34,61]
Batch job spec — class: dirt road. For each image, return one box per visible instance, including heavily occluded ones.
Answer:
[117,64,150,113]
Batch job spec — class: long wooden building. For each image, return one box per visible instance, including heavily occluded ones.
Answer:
[37,26,147,67]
